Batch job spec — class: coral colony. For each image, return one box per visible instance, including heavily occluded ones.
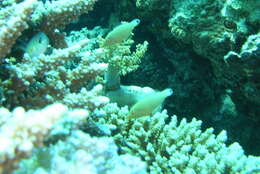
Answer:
[0,0,259,174]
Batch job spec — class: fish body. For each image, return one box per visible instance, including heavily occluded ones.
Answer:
[128,88,173,119]
[25,32,49,58]
[103,19,140,47]
[106,85,156,107]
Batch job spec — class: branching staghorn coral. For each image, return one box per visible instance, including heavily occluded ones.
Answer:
[0,0,99,59]
[0,2,149,172]
[103,40,151,109]
[103,39,149,77]
[31,0,98,48]
[0,0,149,109]
[99,24,149,105]
[0,0,103,108]
[0,0,38,59]
[0,8,148,110]
[93,104,260,174]
[9,40,90,86]
[2,39,108,109]
[32,0,98,30]
[62,84,110,111]
[1,99,259,174]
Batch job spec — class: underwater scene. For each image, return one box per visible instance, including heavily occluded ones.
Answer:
[0,0,259,173]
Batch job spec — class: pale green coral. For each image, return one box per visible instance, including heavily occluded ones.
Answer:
[102,39,148,76]
[102,38,148,92]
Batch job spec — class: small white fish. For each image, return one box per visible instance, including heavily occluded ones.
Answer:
[102,19,140,47]
[128,88,173,119]
[25,32,49,58]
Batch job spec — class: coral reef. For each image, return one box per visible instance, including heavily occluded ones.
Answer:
[113,0,260,153]
[0,0,38,58]
[14,130,147,174]
[0,0,148,173]
[0,103,86,173]
[4,39,108,109]
[93,104,260,173]
[0,0,259,173]
[167,0,259,97]
[131,0,260,119]
[223,33,260,120]
[31,0,98,48]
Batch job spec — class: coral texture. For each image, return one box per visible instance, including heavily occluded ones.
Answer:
[31,0,98,48]
[14,130,147,174]
[0,0,38,58]
[0,103,86,174]
[223,33,260,120]
[131,0,260,119]
[94,105,260,174]
[4,39,108,109]
[0,0,259,173]
[0,0,149,173]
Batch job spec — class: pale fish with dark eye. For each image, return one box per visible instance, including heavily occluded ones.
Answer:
[25,32,49,58]
[102,19,140,47]
[128,88,173,119]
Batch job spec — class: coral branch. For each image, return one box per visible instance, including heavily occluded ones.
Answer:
[0,0,38,59]
[32,0,98,48]
[0,104,71,174]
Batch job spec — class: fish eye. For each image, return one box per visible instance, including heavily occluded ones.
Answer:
[38,37,42,43]
[133,19,140,25]
[224,19,237,30]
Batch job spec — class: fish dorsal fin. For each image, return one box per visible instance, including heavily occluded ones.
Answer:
[120,21,128,24]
